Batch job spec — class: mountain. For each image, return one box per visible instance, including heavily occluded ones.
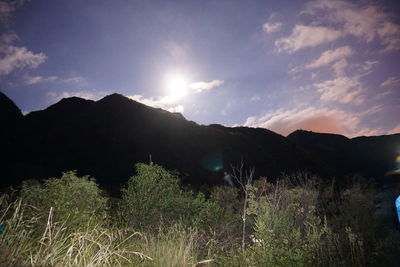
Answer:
[287,130,400,183]
[1,93,399,191]
[0,92,23,126]
[1,92,24,187]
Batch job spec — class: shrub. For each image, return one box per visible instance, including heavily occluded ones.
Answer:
[245,179,325,266]
[19,171,108,231]
[119,163,227,231]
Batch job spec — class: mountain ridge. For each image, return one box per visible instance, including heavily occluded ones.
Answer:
[1,92,399,191]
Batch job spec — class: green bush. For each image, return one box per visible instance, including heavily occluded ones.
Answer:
[244,179,326,266]
[19,171,108,231]
[119,163,227,230]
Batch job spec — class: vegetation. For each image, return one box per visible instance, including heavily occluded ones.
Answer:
[0,163,399,266]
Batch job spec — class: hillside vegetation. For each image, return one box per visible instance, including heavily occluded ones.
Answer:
[1,163,399,266]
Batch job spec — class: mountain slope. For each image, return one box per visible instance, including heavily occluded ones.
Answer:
[1,93,399,190]
[287,130,400,182]
[1,94,323,189]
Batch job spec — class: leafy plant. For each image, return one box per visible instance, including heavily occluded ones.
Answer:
[19,171,108,231]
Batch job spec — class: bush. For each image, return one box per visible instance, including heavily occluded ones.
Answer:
[119,163,227,230]
[245,178,329,266]
[19,171,108,231]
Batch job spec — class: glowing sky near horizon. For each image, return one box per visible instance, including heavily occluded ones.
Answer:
[0,0,399,137]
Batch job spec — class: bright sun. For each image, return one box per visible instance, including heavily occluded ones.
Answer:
[164,72,189,100]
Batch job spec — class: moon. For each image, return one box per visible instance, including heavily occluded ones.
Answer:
[164,72,189,100]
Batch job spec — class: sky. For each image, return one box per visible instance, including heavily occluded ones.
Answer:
[1,0,399,137]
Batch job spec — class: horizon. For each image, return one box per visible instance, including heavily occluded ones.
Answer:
[1,0,399,137]
[3,90,399,139]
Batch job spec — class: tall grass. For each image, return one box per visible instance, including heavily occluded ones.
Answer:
[1,164,399,266]
[0,198,212,266]
[0,199,148,266]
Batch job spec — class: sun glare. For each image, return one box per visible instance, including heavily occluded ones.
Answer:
[164,72,189,100]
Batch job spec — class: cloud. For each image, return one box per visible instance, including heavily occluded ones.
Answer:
[388,123,400,135]
[47,90,107,102]
[189,79,224,93]
[128,94,169,107]
[244,106,383,137]
[0,0,26,24]
[262,22,283,33]
[61,76,85,84]
[275,25,342,53]
[331,59,348,77]
[303,0,400,53]
[0,32,18,44]
[381,76,400,87]
[167,105,184,113]
[25,75,57,85]
[314,76,364,105]
[360,60,378,75]
[250,95,261,102]
[24,75,85,85]
[128,78,223,113]
[0,45,47,76]
[289,46,353,76]
[377,22,400,52]
[128,94,184,113]
[306,46,353,69]
[0,1,48,77]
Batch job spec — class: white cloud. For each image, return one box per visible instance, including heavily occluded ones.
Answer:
[24,75,85,85]
[167,105,184,113]
[0,45,47,76]
[360,60,379,75]
[381,76,400,87]
[275,25,342,53]
[61,76,85,84]
[377,22,400,52]
[243,106,383,137]
[289,47,352,77]
[250,95,261,102]
[47,90,106,102]
[128,94,168,107]
[306,46,353,69]
[262,22,283,33]
[25,75,57,85]
[0,1,48,78]
[189,79,224,93]
[128,94,184,113]
[303,0,400,53]
[331,58,348,77]
[128,78,223,113]
[314,76,364,105]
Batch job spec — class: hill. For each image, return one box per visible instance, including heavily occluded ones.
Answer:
[1,92,399,190]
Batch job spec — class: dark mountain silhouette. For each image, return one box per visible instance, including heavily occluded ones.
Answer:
[287,130,400,183]
[1,92,399,191]
[0,92,23,126]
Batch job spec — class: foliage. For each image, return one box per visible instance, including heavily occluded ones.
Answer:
[118,163,227,230]
[1,164,400,266]
[244,178,327,266]
[19,171,108,230]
